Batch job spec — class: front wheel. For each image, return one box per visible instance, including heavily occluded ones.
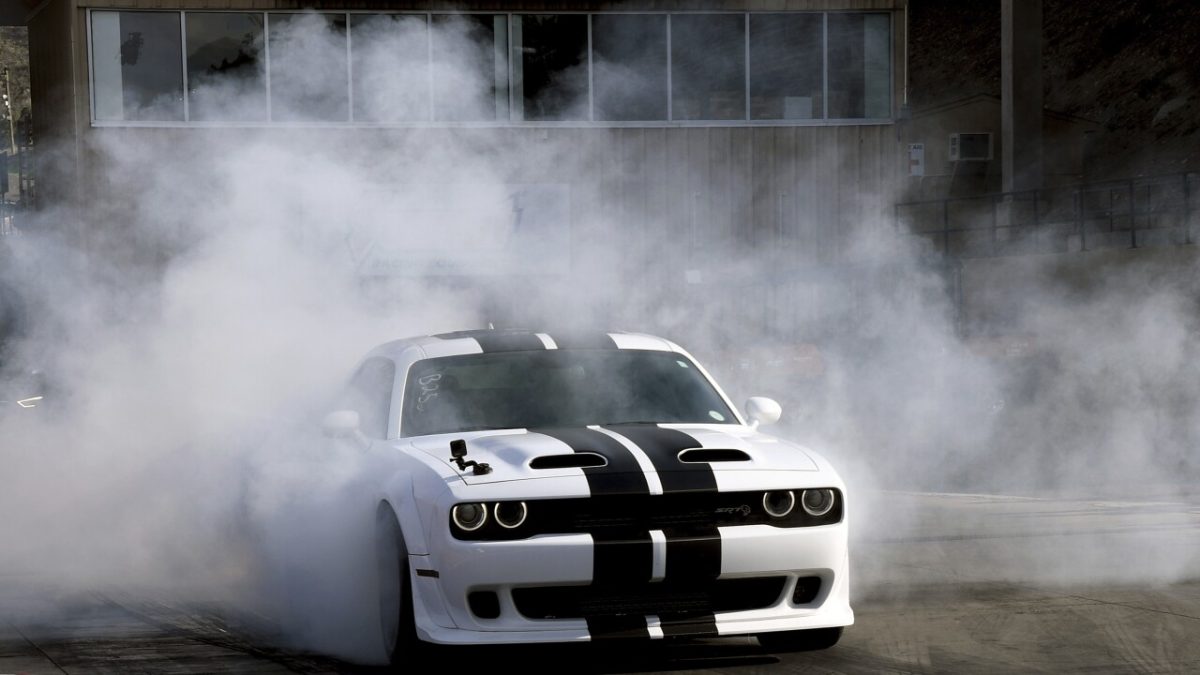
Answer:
[757,626,843,652]
[376,505,419,666]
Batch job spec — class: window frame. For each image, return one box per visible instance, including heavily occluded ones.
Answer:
[88,9,189,122]
[183,11,269,123]
[397,349,740,438]
[87,9,894,129]
[341,356,398,441]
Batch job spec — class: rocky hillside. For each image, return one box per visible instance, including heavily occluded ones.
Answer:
[911,0,1200,179]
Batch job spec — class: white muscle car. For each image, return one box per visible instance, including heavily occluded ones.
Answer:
[318,329,852,664]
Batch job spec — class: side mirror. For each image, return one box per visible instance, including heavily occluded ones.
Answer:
[322,409,362,439]
[744,397,782,429]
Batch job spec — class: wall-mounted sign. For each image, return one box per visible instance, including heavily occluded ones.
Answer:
[908,143,925,177]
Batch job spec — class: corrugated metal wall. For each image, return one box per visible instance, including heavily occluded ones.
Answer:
[573,124,899,336]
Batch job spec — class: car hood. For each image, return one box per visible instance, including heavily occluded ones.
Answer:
[407,424,822,486]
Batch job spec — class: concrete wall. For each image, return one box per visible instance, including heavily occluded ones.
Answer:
[900,97,1100,202]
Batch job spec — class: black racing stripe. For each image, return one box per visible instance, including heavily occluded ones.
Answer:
[601,426,721,585]
[531,428,654,587]
[587,615,650,640]
[471,332,546,352]
[663,526,722,582]
[550,332,618,350]
[534,428,650,497]
[658,612,718,638]
[592,533,653,586]
[605,425,716,494]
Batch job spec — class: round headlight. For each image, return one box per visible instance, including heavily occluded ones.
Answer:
[493,501,528,529]
[452,503,488,531]
[762,490,796,518]
[800,489,836,517]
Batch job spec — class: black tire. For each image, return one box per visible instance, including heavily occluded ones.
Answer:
[757,626,843,652]
[376,504,419,667]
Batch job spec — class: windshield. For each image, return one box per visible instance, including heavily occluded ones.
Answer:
[401,349,737,437]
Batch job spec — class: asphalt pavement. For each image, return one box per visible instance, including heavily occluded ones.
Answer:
[3,491,1198,674]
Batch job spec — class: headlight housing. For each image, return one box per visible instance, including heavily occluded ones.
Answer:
[494,501,528,529]
[449,490,842,541]
[451,503,488,532]
[451,501,528,536]
[762,490,796,518]
[800,488,836,517]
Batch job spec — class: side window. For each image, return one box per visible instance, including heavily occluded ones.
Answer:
[342,358,396,439]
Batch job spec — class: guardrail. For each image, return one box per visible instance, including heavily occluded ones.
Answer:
[895,172,1199,258]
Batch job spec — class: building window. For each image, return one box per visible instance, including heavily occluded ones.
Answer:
[185,12,266,122]
[89,10,893,127]
[670,14,746,121]
[592,14,668,122]
[513,15,589,122]
[827,13,891,120]
[267,13,348,122]
[430,14,508,122]
[750,14,823,120]
[91,11,184,121]
[351,14,429,123]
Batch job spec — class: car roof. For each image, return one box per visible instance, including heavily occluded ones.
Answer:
[363,329,682,364]
[360,330,746,437]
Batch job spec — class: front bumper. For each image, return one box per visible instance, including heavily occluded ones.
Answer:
[409,521,852,644]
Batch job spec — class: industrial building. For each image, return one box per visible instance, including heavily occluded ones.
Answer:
[14,1,908,335]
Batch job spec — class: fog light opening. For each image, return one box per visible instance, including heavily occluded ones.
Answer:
[468,591,501,620]
[792,576,822,604]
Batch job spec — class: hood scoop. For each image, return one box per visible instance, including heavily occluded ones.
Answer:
[530,452,609,470]
[678,448,751,463]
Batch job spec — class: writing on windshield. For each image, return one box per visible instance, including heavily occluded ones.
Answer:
[401,349,735,437]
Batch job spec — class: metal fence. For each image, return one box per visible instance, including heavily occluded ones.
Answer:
[0,194,15,236]
[895,172,1199,258]
[1,142,33,237]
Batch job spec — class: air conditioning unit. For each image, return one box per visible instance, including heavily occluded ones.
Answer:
[948,132,993,161]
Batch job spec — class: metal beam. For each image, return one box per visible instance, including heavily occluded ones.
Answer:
[0,6,27,26]
[1002,0,1043,192]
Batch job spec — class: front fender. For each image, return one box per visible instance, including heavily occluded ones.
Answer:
[371,446,458,556]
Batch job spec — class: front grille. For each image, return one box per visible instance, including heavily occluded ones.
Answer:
[512,577,787,620]
[452,489,844,541]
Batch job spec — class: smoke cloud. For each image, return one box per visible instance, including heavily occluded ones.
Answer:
[1,10,1198,664]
